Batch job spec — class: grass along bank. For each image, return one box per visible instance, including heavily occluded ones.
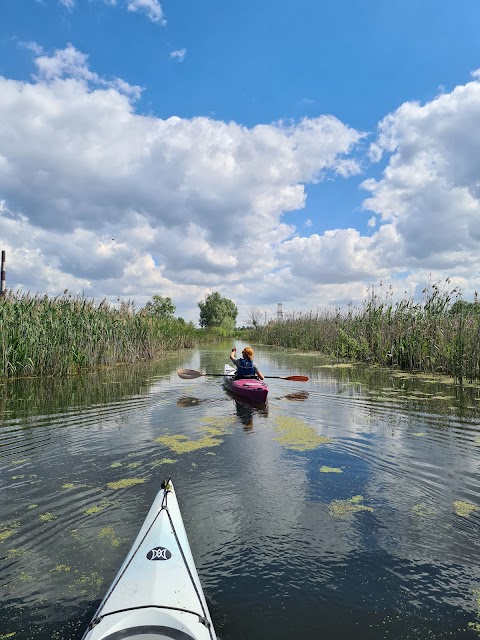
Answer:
[0,291,209,377]
[247,282,480,384]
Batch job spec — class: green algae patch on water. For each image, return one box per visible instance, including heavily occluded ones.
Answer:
[127,462,141,469]
[6,548,25,559]
[109,462,123,468]
[199,416,237,439]
[273,416,333,452]
[62,483,87,490]
[412,503,436,517]
[151,458,177,468]
[39,512,56,523]
[83,499,110,515]
[453,501,479,518]
[329,495,374,519]
[51,564,71,573]
[155,433,223,454]
[320,466,343,473]
[107,478,145,490]
[98,526,121,547]
[70,571,104,597]
[1,522,20,543]
[0,633,16,639]
[27,504,38,510]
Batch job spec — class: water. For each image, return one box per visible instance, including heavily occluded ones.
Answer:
[1,342,479,639]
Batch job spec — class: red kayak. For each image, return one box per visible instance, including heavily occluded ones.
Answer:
[223,364,268,403]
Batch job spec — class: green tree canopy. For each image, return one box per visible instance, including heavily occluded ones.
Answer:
[143,295,176,319]
[198,292,238,328]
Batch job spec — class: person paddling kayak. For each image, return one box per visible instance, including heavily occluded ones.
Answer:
[230,346,265,380]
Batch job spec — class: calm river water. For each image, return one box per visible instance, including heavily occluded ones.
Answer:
[1,342,480,639]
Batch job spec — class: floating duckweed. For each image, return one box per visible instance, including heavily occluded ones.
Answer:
[11,475,25,480]
[63,483,87,490]
[329,495,374,519]
[151,458,177,467]
[412,503,435,517]
[109,462,123,468]
[155,434,223,454]
[274,416,333,451]
[200,416,236,438]
[39,512,55,522]
[453,501,479,518]
[468,621,480,632]
[19,572,32,581]
[413,432,426,437]
[127,462,141,469]
[84,499,110,515]
[71,571,103,595]
[320,466,343,473]
[98,526,120,547]
[27,504,38,510]
[0,523,19,542]
[6,548,25,559]
[0,632,16,638]
[10,460,27,466]
[51,564,71,572]
[107,478,145,490]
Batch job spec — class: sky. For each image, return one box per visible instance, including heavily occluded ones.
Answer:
[1,0,480,324]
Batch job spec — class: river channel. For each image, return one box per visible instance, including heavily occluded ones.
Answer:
[1,342,479,639]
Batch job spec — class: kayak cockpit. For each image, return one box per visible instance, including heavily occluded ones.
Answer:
[95,625,201,639]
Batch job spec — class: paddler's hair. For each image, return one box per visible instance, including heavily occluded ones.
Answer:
[242,347,254,360]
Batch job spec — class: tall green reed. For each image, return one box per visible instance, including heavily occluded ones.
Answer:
[0,291,205,377]
[247,280,480,384]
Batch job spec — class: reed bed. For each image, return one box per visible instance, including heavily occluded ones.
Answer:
[248,282,480,384]
[0,291,204,377]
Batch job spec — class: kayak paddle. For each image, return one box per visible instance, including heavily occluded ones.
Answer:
[177,368,309,382]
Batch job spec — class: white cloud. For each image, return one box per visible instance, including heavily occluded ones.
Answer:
[0,46,363,321]
[170,48,187,62]
[33,44,143,99]
[363,75,480,273]
[127,0,165,24]
[4,47,480,323]
[57,0,165,25]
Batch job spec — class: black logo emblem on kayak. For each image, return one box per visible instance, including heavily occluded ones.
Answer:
[147,547,172,561]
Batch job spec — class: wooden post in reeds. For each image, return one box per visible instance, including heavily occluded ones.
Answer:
[0,250,5,296]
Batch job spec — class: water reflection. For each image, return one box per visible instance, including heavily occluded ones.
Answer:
[1,342,480,640]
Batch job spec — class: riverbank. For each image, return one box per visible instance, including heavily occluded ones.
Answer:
[246,284,480,384]
[0,291,219,377]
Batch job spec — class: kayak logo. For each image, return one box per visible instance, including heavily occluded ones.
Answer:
[147,546,172,561]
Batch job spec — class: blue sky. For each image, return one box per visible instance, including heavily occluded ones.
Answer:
[1,0,480,322]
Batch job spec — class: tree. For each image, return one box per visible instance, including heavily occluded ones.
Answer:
[143,295,176,319]
[246,306,263,328]
[198,292,238,328]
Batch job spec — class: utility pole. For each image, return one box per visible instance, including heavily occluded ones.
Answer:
[0,251,5,296]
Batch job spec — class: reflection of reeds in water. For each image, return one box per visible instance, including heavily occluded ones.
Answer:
[248,281,480,383]
[0,290,199,377]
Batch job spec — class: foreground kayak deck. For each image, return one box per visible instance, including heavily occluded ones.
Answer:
[223,364,268,404]
[82,479,216,640]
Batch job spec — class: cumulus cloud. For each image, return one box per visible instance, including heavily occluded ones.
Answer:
[126,0,165,24]
[58,0,165,24]
[362,75,480,275]
[170,48,187,62]
[32,43,143,99]
[4,46,480,322]
[0,45,363,320]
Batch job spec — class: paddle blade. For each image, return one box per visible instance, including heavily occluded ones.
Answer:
[177,368,204,379]
[282,375,309,382]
